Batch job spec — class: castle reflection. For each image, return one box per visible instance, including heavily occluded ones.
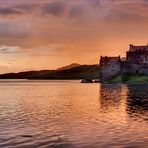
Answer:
[99,84,126,111]
[126,84,148,116]
[99,84,148,120]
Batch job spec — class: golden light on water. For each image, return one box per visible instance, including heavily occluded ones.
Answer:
[0,81,147,147]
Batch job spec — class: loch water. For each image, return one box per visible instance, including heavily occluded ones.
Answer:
[0,80,147,148]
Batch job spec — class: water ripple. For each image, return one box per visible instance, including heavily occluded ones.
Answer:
[0,80,147,148]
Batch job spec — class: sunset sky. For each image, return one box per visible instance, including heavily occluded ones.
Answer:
[0,0,148,73]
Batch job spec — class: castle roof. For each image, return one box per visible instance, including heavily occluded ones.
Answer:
[100,56,120,61]
[129,44,148,52]
[100,56,120,65]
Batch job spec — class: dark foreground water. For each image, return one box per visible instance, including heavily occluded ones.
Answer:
[0,80,147,148]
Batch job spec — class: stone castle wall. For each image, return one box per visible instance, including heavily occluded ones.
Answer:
[100,56,121,82]
[100,44,148,82]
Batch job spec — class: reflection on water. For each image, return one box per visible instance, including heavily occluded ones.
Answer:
[126,85,148,121]
[100,85,125,111]
[127,84,148,110]
[0,80,147,148]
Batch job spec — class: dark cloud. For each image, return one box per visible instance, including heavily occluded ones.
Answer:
[87,0,102,8]
[0,3,39,17]
[0,46,20,54]
[0,47,8,53]
[106,9,146,22]
[14,3,39,12]
[0,21,31,39]
[69,5,85,18]
[104,0,148,22]
[91,0,102,3]
[42,1,66,16]
[0,7,24,15]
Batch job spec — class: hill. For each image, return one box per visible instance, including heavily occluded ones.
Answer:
[57,63,81,70]
[0,64,99,80]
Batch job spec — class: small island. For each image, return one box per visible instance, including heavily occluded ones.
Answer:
[100,44,148,84]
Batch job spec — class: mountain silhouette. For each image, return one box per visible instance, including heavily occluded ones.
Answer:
[0,64,99,80]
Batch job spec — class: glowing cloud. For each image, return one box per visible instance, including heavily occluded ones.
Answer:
[0,0,148,73]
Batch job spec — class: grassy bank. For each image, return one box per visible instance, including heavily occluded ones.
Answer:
[107,73,148,84]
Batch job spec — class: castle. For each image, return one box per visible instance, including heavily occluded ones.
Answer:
[100,44,148,82]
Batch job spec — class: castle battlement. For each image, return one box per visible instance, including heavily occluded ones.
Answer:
[129,44,148,52]
[100,56,120,66]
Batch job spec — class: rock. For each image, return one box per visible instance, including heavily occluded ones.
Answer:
[81,79,93,83]
[92,79,100,83]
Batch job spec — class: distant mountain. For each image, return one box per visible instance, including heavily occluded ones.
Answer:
[0,64,99,80]
[57,63,81,70]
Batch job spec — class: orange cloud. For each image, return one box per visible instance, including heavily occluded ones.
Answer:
[0,0,148,73]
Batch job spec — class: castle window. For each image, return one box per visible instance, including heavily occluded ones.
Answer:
[136,70,139,74]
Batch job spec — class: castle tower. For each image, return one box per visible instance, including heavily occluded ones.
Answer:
[100,56,121,82]
[126,44,148,64]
